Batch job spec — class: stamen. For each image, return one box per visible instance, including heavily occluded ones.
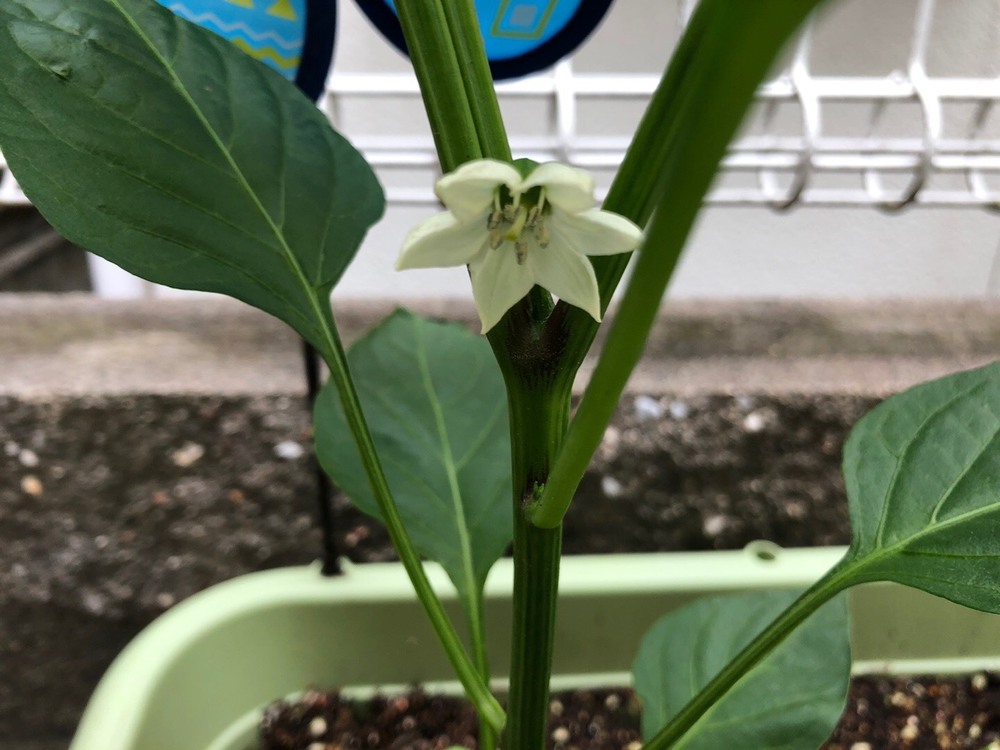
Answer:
[505,207,528,242]
[535,222,550,248]
[515,239,528,265]
[488,206,505,248]
[511,189,522,211]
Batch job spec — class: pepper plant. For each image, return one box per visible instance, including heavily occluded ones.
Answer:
[3,2,1000,749]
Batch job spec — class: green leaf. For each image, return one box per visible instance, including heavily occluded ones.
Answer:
[633,591,850,750]
[314,310,512,613]
[0,0,383,350]
[838,361,1000,612]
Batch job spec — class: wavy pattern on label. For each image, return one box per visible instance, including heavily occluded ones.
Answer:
[160,0,305,79]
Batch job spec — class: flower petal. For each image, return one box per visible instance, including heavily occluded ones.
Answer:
[469,247,536,333]
[521,162,595,213]
[435,159,523,222]
[528,240,602,322]
[547,208,643,257]
[395,211,489,270]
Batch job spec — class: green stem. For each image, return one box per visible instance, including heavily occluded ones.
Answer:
[500,376,570,750]
[319,316,505,732]
[529,182,689,527]
[466,592,496,750]
[508,519,561,750]
[394,0,481,168]
[552,0,727,369]
[396,0,510,170]
[642,564,852,750]
[392,4,519,741]
[583,0,716,303]
[393,3,533,744]
[532,0,825,528]
[440,0,511,162]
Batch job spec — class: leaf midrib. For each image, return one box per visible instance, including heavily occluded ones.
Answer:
[0,110,317,336]
[871,377,991,548]
[850,373,1000,577]
[105,0,332,339]
[848,498,1000,586]
[413,320,480,604]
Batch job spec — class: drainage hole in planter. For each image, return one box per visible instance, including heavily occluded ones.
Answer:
[745,539,782,562]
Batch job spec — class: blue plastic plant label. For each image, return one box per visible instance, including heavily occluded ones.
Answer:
[353,0,615,80]
[155,0,335,100]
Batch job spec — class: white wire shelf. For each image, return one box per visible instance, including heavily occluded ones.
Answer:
[3,0,1000,211]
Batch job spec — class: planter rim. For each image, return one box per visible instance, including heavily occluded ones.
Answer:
[70,545,1000,750]
[84,545,851,693]
[71,546,844,749]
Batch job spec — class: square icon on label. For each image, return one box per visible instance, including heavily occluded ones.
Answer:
[492,0,558,39]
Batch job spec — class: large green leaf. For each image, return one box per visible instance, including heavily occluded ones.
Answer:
[314,310,512,613]
[0,0,383,349]
[838,361,1000,612]
[633,591,850,750]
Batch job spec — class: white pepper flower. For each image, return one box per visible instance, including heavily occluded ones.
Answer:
[395,159,643,333]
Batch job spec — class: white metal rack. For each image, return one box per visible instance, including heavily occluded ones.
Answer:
[2,0,999,211]
[321,0,1000,211]
[3,0,1000,296]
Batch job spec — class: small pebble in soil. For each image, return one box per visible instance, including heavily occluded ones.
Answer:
[170,441,205,467]
[274,440,306,460]
[20,474,43,496]
[668,400,690,420]
[633,395,665,422]
[601,476,624,498]
[308,716,327,737]
[743,410,768,433]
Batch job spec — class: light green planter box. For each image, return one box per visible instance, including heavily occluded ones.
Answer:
[70,547,1000,750]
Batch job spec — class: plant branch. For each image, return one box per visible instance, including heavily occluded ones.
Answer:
[466,592,496,750]
[395,0,481,168]
[318,316,505,732]
[531,0,827,528]
[440,0,511,162]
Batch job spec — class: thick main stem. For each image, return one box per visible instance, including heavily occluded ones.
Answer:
[503,380,570,750]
